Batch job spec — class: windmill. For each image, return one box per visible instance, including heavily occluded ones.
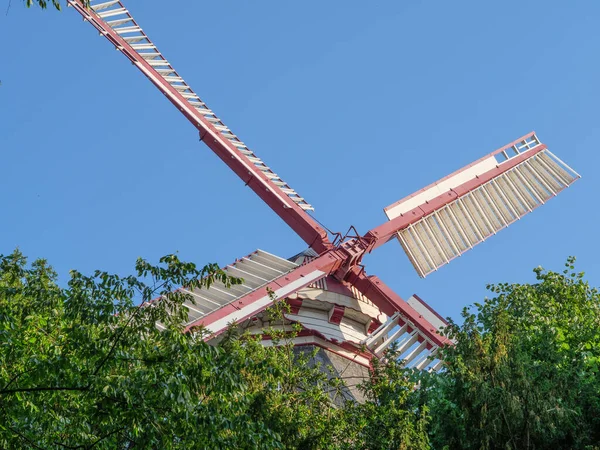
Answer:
[64,0,580,382]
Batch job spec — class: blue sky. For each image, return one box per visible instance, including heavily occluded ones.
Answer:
[0,0,597,321]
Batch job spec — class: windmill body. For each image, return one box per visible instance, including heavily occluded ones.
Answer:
[64,0,580,374]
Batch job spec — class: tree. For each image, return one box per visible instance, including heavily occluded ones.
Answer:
[0,249,274,448]
[424,257,600,450]
[0,250,429,449]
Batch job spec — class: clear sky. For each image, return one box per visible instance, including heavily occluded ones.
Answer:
[0,0,597,321]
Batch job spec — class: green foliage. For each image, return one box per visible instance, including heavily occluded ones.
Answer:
[332,350,430,450]
[24,0,62,10]
[23,0,89,11]
[0,249,271,448]
[424,257,600,450]
[0,250,428,449]
[5,249,596,449]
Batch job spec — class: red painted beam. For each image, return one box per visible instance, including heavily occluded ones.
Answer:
[346,267,452,348]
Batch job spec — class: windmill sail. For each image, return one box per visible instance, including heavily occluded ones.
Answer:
[384,133,580,277]
[175,249,334,336]
[68,0,331,252]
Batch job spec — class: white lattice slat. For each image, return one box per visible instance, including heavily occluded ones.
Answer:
[363,295,447,370]
[155,250,299,334]
[385,134,580,277]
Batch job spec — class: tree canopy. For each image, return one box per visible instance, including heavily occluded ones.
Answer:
[0,250,428,449]
[1,250,599,449]
[425,257,600,449]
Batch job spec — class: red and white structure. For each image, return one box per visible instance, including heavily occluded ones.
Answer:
[66,1,580,374]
